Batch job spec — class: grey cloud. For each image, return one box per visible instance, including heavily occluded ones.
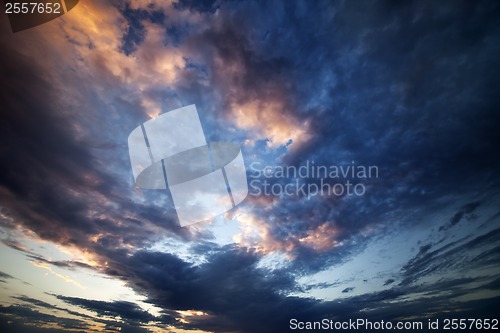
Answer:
[55,295,163,324]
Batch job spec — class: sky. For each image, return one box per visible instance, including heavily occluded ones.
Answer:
[0,0,500,332]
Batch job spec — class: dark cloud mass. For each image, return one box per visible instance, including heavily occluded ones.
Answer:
[55,295,159,324]
[1,0,500,332]
[0,271,14,283]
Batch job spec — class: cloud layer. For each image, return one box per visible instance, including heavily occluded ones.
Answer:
[1,0,500,332]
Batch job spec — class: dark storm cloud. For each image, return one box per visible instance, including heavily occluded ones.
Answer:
[0,305,88,331]
[0,28,199,332]
[0,239,33,253]
[0,41,192,253]
[55,295,162,324]
[0,45,114,242]
[440,201,481,231]
[383,279,395,286]
[12,295,95,321]
[106,245,297,310]
[342,290,500,329]
[98,246,314,333]
[302,281,340,291]
[23,254,93,270]
[148,1,500,330]
[0,271,14,283]
[281,0,500,210]
[96,244,500,333]
[165,0,500,272]
[10,295,169,332]
[300,0,500,193]
[484,277,500,290]
[100,321,152,333]
[14,296,62,311]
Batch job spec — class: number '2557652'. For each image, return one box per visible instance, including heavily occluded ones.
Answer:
[3,1,79,32]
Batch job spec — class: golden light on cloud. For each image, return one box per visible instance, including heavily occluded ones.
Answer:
[298,222,339,252]
[207,34,312,148]
[31,261,85,289]
[127,0,176,11]
[175,310,210,326]
[142,97,163,119]
[233,212,294,255]
[177,309,209,317]
[134,21,185,85]
[230,99,311,148]
[233,212,339,255]
[16,1,187,121]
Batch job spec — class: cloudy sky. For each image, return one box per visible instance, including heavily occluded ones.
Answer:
[1,0,500,332]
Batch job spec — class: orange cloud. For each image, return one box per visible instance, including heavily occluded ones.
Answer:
[230,99,311,147]
[209,44,312,148]
[31,261,85,289]
[298,222,339,252]
[8,1,186,119]
[233,211,339,256]
[233,212,294,255]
